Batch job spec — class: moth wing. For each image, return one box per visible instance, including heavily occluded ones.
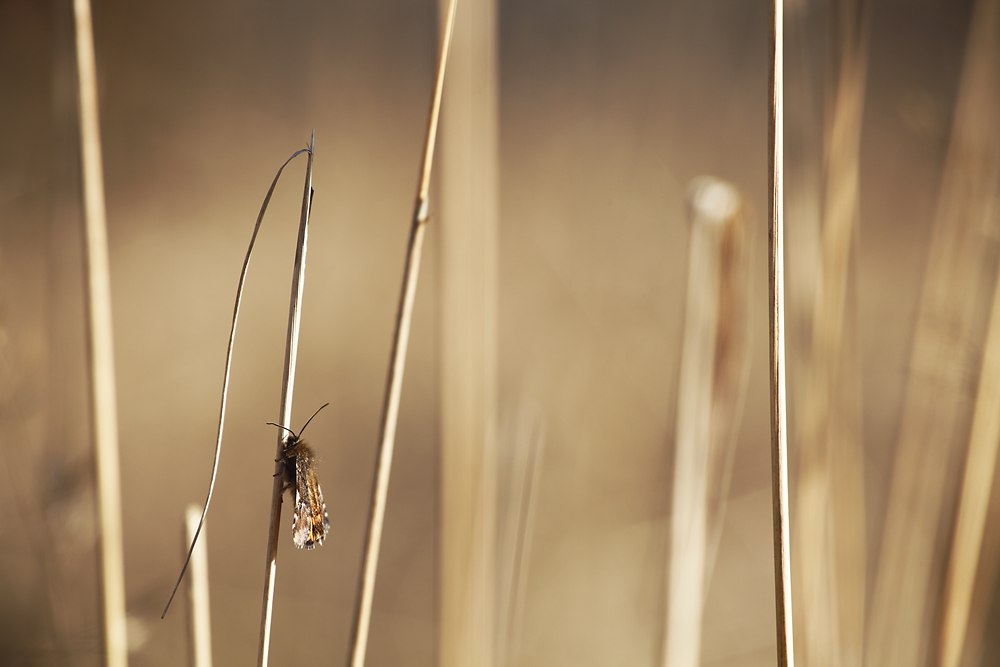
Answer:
[291,485,314,549]
[309,469,330,538]
[292,450,329,549]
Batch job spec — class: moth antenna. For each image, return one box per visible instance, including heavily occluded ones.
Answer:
[296,402,330,440]
[267,422,298,440]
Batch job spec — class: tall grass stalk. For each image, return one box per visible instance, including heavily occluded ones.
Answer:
[72,0,127,664]
[768,0,795,664]
[346,1,459,665]
[257,131,316,667]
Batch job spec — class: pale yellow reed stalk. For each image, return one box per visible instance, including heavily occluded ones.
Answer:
[438,0,499,663]
[72,1,127,664]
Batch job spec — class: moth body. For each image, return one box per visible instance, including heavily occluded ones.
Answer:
[270,406,332,550]
[278,434,330,549]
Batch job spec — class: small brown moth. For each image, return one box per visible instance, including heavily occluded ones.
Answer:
[268,403,331,549]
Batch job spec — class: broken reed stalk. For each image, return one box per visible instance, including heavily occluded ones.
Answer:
[664,179,751,667]
[346,2,459,666]
[162,147,310,619]
[71,0,128,665]
[257,131,316,667]
[768,0,795,664]
[185,506,213,667]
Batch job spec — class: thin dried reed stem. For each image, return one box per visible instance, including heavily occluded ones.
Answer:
[768,0,794,664]
[346,2,459,665]
[257,131,316,667]
[72,0,127,665]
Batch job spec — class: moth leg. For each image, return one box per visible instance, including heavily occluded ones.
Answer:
[272,457,293,493]
[275,457,296,494]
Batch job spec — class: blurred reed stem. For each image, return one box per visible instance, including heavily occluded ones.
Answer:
[496,406,544,667]
[347,2,458,665]
[437,0,499,663]
[72,0,128,664]
[663,178,751,667]
[956,447,1000,666]
[940,247,1000,667]
[257,131,315,667]
[768,0,795,664]
[793,2,870,665]
[185,506,213,667]
[937,5,1000,667]
[866,0,1000,664]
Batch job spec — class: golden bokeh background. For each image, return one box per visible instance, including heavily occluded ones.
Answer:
[1,0,997,666]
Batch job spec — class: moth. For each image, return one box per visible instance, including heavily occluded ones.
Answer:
[269,403,331,549]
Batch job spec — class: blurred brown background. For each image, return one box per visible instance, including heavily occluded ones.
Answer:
[1,0,997,666]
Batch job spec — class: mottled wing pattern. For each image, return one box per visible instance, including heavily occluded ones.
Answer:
[292,445,330,549]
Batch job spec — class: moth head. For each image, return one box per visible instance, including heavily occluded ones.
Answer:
[266,402,330,452]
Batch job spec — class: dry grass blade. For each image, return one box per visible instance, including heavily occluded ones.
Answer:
[257,130,316,667]
[347,2,459,666]
[162,146,310,618]
[768,0,795,664]
[72,0,127,664]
